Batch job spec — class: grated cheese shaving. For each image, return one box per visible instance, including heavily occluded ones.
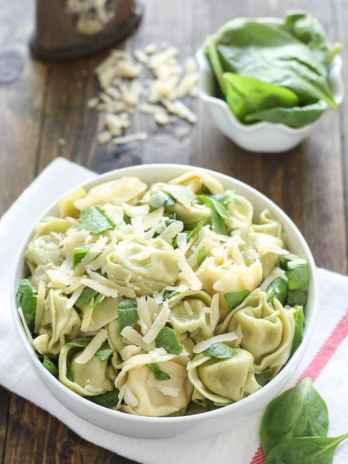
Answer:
[74,329,108,364]
[80,277,119,298]
[210,293,220,333]
[176,251,202,291]
[193,332,239,354]
[143,301,170,344]
[120,345,142,361]
[121,326,151,351]
[89,43,198,145]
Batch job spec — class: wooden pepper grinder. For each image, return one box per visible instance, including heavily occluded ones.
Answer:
[31,0,144,60]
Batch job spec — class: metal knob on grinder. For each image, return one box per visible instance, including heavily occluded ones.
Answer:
[31,0,144,61]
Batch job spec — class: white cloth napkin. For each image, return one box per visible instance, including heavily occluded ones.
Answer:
[1,158,348,464]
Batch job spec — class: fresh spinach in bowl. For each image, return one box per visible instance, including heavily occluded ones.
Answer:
[205,11,342,128]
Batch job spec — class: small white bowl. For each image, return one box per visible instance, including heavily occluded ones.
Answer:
[12,164,318,439]
[196,21,344,153]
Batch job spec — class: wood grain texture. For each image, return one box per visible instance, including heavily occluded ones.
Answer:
[0,1,47,463]
[1,0,347,463]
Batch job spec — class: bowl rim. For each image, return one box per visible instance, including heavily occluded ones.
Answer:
[196,16,344,135]
[12,163,318,425]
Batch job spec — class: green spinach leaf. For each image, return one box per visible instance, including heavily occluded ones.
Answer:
[89,390,119,408]
[264,434,348,464]
[197,194,229,234]
[196,246,208,266]
[42,355,58,377]
[255,369,274,387]
[283,11,342,64]
[155,327,182,355]
[17,279,37,330]
[286,258,309,291]
[162,290,179,300]
[117,299,138,333]
[260,378,329,455]
[288,289,308,306]
[206,36,226,93]
[186,219,207,242]
[96,342,113,361]
[215,17,336,107]
[267,276,288,305]
[76,288,98,307]
[223,72,299,123]
[245,100,328,128]
[206,12,339,129]
[291,305,305,355]
[224,289,250,311]
[67,337,92,348]
[79,207,115,234]
[204,343,237,359]
[148,363,171,380]
[73,246,89,268]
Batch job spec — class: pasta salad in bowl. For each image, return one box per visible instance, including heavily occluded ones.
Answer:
[13,165,317,438]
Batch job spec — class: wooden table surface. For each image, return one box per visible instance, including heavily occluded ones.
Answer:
[1,0,347,462]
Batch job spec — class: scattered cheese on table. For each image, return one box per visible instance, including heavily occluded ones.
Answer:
[88,44,199,145]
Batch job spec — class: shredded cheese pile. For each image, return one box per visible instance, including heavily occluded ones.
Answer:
[88,45,199,145]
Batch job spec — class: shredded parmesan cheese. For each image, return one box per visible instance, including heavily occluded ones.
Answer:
[121,326,151,351]
[66,286,84,309]
[120,345,142,361]
[80,277,119,298]
[143,301,170,344]
[176,251,202,291]
[88,43,198,145]
[210,294,220,333]
[260,267,286,291]
[193,332,238,354]
[74,329,108,364]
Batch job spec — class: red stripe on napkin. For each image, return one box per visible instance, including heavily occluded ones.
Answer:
[250,310,348,464]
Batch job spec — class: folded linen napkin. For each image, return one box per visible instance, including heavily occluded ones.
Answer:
[1,158,348,464]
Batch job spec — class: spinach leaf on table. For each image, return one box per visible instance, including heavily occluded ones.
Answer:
[264,434,348,464]
[260,378,329,455]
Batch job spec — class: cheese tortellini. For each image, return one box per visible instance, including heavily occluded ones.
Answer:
[18,170,309,417]
[188,349,260,404]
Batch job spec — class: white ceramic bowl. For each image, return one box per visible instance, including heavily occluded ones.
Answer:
[196,19,344,153]
[12,164,318,439]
